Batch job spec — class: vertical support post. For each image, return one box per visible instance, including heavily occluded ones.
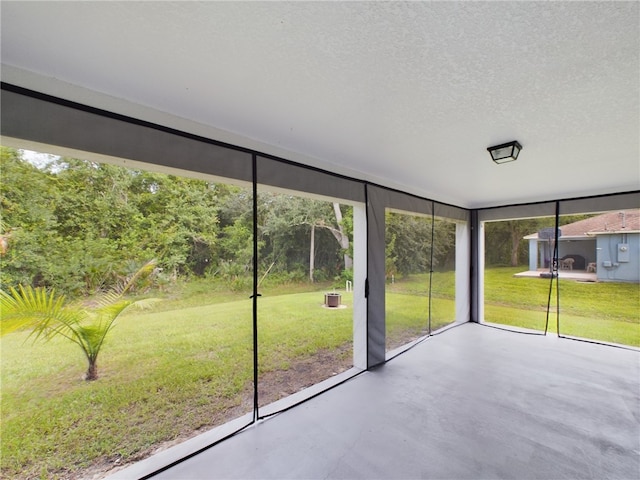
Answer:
[251,154,260,421]
[455,220,471,324]
[529,239,538,271]
[352,204,367,370]
[470,210,481,323]
[366,186,386,368]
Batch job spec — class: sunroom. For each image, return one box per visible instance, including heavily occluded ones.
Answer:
[0,2,638,479]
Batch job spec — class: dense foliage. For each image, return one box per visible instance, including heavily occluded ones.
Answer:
[1,148,222,294]
[385,211,456,277]
[0,148,354,296]
[2,147,592,297]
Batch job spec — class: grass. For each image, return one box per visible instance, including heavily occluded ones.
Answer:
[484,267,640,345]
[1,287,352,479]
[1,269,638,478]
[385,267,639,348]
[385,271,456,350]
[484,304,640,345]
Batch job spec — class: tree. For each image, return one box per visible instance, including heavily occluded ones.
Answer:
[304,202,352,281]
[484,218,550,267]
[329,203,352,270]
[0,260,158,381]
[214,185,255,281]
[386,212,433,276]
[1,145,357,292]
[384,212,457,277]
[0,147,66,290]
[1,149,226,293]
[257,194,352,282]
[132,172,220,276]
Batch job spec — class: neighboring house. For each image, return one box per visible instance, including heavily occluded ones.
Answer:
[524,209,640,282]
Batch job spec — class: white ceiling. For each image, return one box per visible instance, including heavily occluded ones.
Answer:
[1,1,638,208]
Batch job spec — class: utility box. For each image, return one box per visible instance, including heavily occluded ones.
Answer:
[617,244,630,263]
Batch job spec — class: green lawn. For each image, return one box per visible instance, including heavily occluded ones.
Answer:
[385,267,639,348]
[1,288,353,479]
[484,267,640,346]
[385,271,456,350]
[1,269,638,478]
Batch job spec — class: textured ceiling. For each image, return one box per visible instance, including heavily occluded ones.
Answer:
[1,1,638,208]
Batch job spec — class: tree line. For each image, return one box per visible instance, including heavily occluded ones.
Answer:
[1,147,361,296]
[6,147,556,298]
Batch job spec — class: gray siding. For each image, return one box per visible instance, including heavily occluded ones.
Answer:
[596,234,640,282]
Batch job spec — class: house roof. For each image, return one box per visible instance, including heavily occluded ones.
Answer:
[525,209,640,240]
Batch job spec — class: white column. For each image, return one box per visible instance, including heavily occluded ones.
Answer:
[455,222,470,323]
[529,239,538,271]
[477,222,486,323]
[352,203,367,370]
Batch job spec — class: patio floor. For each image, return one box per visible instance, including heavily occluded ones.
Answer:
[514,268,598,282]
[111,322,640,480]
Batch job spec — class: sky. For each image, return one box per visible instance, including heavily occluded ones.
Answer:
[20,149,59,169]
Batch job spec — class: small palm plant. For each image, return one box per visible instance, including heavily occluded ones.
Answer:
[0,260,158,381]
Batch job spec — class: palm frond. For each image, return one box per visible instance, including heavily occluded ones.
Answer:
[75,324,109,359]
[0,286,82,338]
[129,297,161,310]
[2,262,162,381]
[95,299,136,319]
[112,259,157,296]
[93,290,124,309]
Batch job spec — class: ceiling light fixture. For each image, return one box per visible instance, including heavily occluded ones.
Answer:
[487,141,522,164]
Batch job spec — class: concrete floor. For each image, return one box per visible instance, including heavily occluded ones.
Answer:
[129,323,639,480]
[514,269,597,282]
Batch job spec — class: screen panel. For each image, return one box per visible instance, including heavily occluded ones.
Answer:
[0,145,255,478]
[482,213,558,333]
[430,217,458,331]
[554,207,640,347]
[255,158,365,414]
[384,209,432,354]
